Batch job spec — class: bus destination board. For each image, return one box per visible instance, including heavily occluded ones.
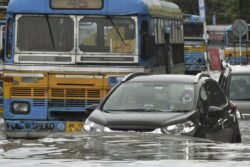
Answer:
[51,0,103,9]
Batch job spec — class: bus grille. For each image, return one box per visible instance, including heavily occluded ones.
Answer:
[33,99,46,106]
[10,88,108,108]
[49,99,100,108]
[34,89,46,96]
[11,88,46,97]
[11,88,32,97]
[50,89,101,98]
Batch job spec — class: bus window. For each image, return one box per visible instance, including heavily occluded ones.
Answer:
[78,17,136,53]
[6,19,12,58]
[184,23,203,38]
[17,15,74,52]
[79,22,97,47]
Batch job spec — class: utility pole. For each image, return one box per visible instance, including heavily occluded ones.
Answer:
[198,0,210,71]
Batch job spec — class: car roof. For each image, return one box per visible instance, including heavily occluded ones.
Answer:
[230,65,250,74]
[127,74,205,83]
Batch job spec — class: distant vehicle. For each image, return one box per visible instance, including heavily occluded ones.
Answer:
[84,73,241,143]
[0,6,7,115]
[219,63,250,119]
[207,24,250,65]
[183,14,206,74]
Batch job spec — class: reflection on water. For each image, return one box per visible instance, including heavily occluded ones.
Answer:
[0,119,250,166]
[1,160,250,167]
[0,130,250,161]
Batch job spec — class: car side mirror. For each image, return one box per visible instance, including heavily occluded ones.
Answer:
[208,106,222,117]
[85,104,99,115]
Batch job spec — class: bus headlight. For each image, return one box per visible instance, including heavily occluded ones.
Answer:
[161,121,196,135]
[12,102,29,114]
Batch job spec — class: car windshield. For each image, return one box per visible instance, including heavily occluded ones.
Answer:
[102,82,195,112]
[229,74,250,100]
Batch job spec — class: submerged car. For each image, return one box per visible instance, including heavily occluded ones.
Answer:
[219,63,250,119]
[84,73,241,143]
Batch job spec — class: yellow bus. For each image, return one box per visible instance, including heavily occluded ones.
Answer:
[0,5,7,116]
[3,0,184,138]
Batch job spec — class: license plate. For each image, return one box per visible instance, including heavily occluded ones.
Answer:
[66,121,83,132]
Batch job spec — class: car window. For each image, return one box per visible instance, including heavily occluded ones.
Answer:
[229,74,250,100]
[102,82,195,112]
[203,80,227,107]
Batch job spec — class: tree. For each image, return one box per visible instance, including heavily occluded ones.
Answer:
[168,0,250,24]
[239,0,250,22]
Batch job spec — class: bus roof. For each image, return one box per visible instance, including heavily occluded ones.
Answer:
[183,14,202,23]
[7,0,182,19]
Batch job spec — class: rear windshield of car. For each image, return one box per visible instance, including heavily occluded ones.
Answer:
[229,74,250,100]
[102,82,195,112]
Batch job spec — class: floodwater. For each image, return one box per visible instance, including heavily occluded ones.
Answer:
[1,119,250,167]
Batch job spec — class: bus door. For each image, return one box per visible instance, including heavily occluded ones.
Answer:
[164,29,172,74]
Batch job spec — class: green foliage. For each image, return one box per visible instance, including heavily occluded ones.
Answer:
[168,0,250,24]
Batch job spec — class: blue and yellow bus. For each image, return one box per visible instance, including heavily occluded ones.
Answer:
[3,0,184,138]
[183,14,206,74]
[0,5,8,116]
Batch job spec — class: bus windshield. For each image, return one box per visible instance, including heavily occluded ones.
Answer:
[184,23,203,38]
[16,15,136,54]
[79,16,135,53]
[17,15,74,52]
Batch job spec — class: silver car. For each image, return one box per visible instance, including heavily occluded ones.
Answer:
[219,63,250,119]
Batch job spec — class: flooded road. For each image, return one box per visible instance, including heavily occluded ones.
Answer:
[1,119,250,166]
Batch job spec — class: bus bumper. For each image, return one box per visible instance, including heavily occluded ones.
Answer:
[4,120,84,138]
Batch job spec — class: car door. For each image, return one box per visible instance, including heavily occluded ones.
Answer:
[199,80,238,142]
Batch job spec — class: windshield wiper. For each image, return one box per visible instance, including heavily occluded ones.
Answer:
[106,16,127,47]
[45,15,55,49]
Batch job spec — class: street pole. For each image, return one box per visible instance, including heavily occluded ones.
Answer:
[238,22,242,64]
[239,0,242,64]
[199,0,210,72]
[203,21,210,72]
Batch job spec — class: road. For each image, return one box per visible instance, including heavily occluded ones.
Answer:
[0,118,250,166]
